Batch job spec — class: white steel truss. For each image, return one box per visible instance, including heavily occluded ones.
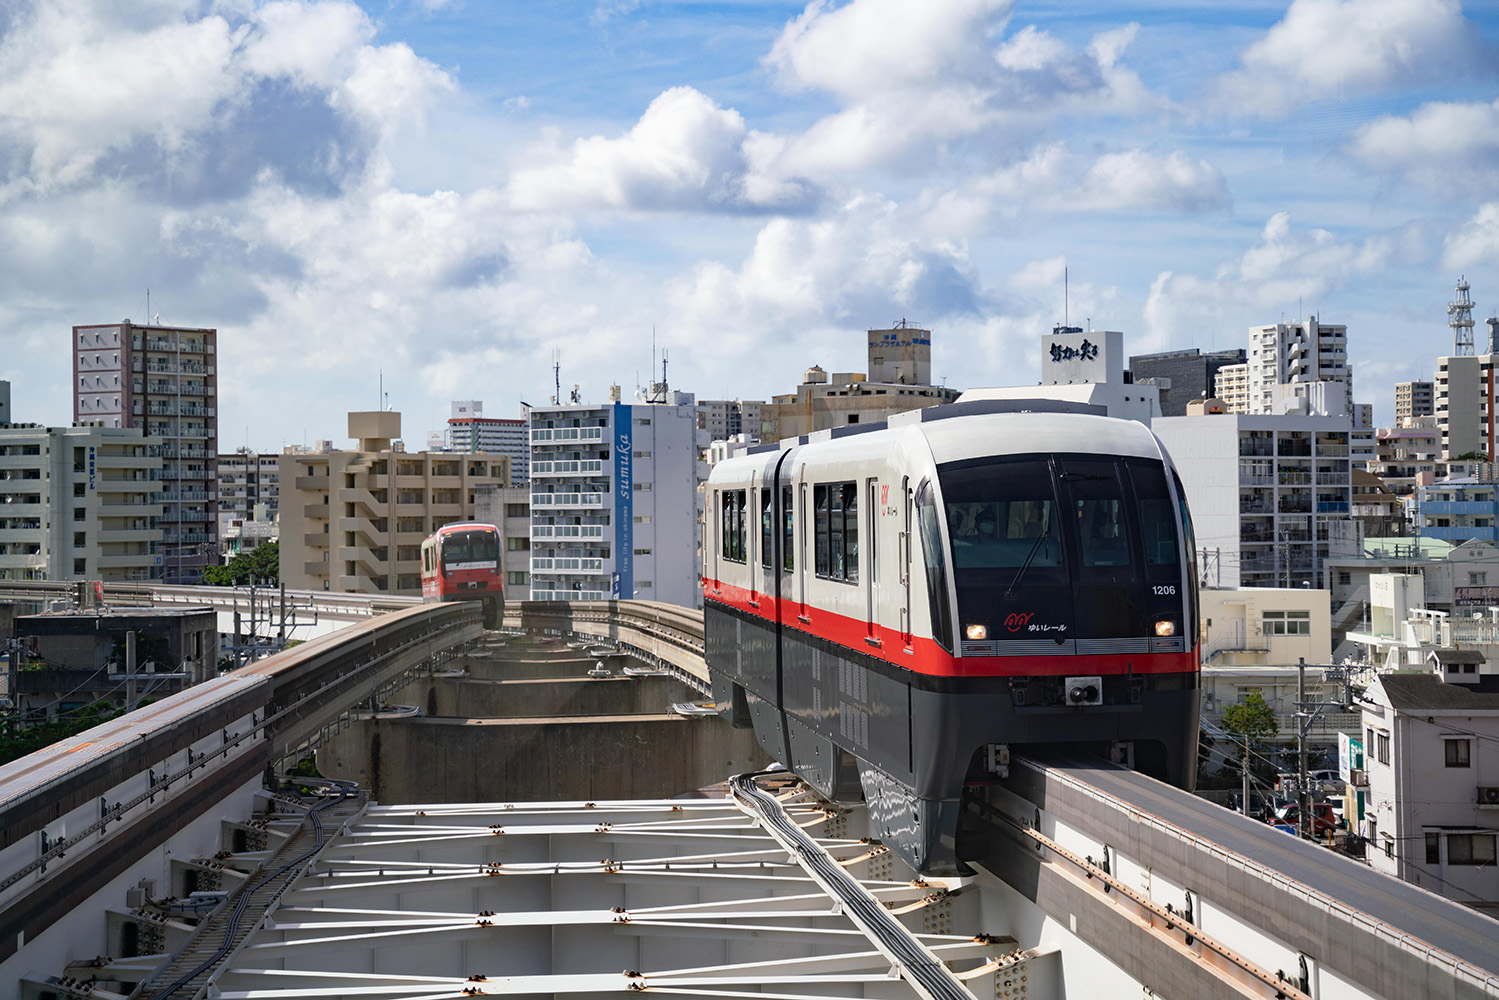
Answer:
[55,784,1056,1000]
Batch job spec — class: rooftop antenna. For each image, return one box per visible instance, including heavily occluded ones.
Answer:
[1450,276,1476,355]
[552,349,562,405]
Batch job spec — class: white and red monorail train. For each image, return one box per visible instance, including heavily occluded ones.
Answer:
[420,521,503,628]
[703,400,1200,873]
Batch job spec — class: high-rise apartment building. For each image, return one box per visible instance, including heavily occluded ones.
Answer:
[218,450,280,531]
[1395,381,1435,427]
[1246,317,1352,416]
[696,399,763,445]
[1129,347,1247,416]
[72,321,218,582]
[528,400,701,607]
[0,423,163,582]
[1433,353,1499,461]
[444,401,530,482]
[278,412,510,595]
[1152,412,1353,589]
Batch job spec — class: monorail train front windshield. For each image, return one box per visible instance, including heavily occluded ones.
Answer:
[440,530,499,569]
[936,454,1183,641]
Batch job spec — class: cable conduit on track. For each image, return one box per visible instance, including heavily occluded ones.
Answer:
[729,773,975,1000]
[138,789,353,999]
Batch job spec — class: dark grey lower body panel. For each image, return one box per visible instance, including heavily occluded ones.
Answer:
[705,600,1198,874]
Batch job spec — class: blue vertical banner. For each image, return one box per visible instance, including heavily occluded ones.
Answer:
[614,403,633,599]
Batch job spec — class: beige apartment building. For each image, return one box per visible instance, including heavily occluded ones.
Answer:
[278,412,510,595]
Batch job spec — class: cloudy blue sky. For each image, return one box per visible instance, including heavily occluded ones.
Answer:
[3,0,1499,449]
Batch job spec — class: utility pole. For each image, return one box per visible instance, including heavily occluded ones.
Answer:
[125,630,137,712]
[1242,731,1252,819]
[1297,657,1309,839]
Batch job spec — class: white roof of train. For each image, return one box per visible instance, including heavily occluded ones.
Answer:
[712,408,1166,481]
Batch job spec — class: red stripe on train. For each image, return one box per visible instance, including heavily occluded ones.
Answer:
[704,578,1197,679]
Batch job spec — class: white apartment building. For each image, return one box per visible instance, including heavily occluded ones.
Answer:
[1368,421,1444,495]
[0,423,163,582]
[1361,661,1499,909]
[528,400,701,607]
[1433,353,1499,460]
[1153,412,1354,589]
[1246,316,1352,417]
[1396,381,1435,426]
[444,401,530,482]
[697,399,763,446]
[1215,362,1249,413]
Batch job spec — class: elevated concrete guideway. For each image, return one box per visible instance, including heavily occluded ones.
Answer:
[1,584,1497,997]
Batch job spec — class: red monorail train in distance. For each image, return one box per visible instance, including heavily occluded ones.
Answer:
[420,521,503,628]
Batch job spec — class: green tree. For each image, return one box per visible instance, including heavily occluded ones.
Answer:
[1222,689,1278,742]
[1221,689,1279,773]
[203,541,279,586]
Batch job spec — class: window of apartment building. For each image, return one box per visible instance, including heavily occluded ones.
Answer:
[1447,833,1498,866]
[1376,731,1391,765]
[634,515,651,524]
[507,538,529,551]
[398,518,425,533]
[633,482,652,491]
[507,571,528,586]
[1338,571,1351,586]
[1262,610,1310,635]
[1382,835,1395,859]
[634,417,651,425]
[634,548,652,556]
[1426,831,1441,865]
[1444,739,1471,768]
[73,558,85,574]
[633,450,651,459]
[73,483,85,497]
[73,532,85,548]
[636,580,652,589]
[1471,572,1489,586]
[506,504,528,517]
[396,545,421,562]
[73,507,86,522]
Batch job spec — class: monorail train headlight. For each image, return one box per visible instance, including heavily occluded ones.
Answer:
[1154,619,1177,637]
[965,623,988,641]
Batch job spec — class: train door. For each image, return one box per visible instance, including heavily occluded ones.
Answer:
[797,480,810,623]
[866,477,879,643]
[748,469,760,607]
[900,476,912,646]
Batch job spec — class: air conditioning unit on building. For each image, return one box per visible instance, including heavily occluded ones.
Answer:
[1349,769,1367,787]
[1476,786,1499,807]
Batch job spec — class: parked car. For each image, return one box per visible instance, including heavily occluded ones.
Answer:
[1326,795,1347,827]
[1272,801,1337,836]
[1229,792,1275,822]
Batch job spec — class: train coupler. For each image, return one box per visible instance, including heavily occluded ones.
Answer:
[981,744,1010,778]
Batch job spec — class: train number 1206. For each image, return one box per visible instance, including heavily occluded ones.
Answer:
[1152,585,1177,595]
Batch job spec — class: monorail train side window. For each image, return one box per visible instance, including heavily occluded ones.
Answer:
[915,479,953,651]
[1173,470,1200,639]
[813,482,858,582]
[721,489,747,562]
[782,485,795,573]
[761,487,773,569]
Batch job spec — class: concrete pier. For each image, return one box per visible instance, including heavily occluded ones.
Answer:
[317,636,768,801]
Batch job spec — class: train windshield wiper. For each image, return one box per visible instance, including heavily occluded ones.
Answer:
[1005,518,1050,598]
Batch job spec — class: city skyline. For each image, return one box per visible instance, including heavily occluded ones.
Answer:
[3,0,1499,448]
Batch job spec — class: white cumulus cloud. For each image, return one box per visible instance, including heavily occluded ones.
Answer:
[1209,0,1492,118]
[1347,98,1499,196]
[507,86,815,213]
[1443,202,1499,271]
